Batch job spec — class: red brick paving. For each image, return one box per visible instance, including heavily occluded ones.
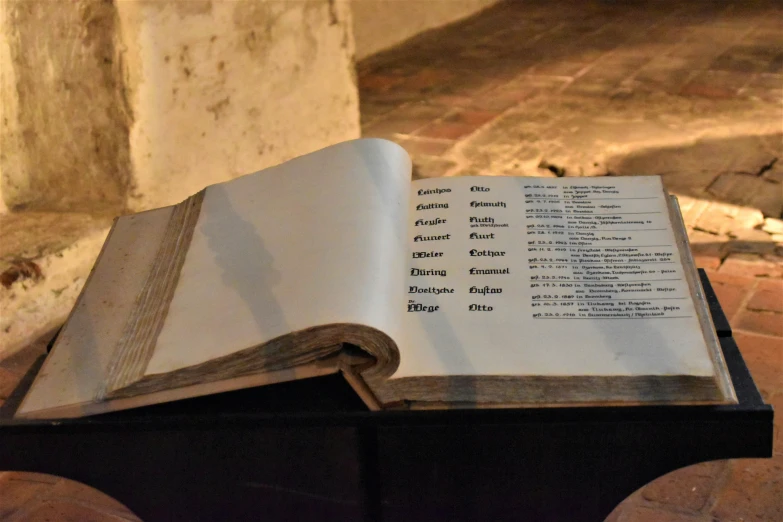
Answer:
[711,457,783,522]
[705,271,758,322]
[612,264,783,522]
[20,500,132,522]
[736,309,783,337]
[0,472,140,522]
[772,393,783,453]
[719,254,783,279]
[617,507,707,522]
[2,0,782,520]
[0,368,18,400]
[733,331,783,400]
[641,464,726,512]
[748,280,783,314]
[0,474,53,520]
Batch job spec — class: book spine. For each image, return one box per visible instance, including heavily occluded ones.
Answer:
[98,191,205,399]
[667,195,737,404]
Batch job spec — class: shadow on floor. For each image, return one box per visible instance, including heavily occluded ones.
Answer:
[607,133,782,220]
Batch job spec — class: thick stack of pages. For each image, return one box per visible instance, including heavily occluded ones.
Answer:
[17,139,736,419]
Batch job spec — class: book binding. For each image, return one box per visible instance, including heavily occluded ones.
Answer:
[98,191,205,399]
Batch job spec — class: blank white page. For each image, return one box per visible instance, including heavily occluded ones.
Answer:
[147,139,411,375]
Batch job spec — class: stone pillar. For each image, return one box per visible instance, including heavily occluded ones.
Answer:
[0,0,360,358]
[0,0,132,214]
[117,0,360,211]
[0,0,360,214]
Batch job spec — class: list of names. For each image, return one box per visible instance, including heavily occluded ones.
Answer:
[406,177,693,321]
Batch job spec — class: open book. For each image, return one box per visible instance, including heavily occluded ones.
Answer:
[17,139,736,418]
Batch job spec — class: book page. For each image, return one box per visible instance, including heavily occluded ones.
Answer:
[145,139,412,375]
[395,175,716,380]
[16,206,175,417]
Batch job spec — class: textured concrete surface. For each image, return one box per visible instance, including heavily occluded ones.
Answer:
[2,0,782,520]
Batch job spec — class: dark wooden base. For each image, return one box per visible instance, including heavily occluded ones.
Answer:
[0,270,773,522]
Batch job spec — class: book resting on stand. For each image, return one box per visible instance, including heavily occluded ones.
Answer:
[16,139,736,419]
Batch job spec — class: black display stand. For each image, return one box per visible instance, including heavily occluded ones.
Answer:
[0,271,773,522]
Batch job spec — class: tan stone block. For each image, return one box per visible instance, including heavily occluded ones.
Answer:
[674,194,698,215]
[117,0,361,212]
[0,226,109,360]
[764,218,783,235]
[694,202,736,235]
[677,196,711,225]
[707,173,783,218]
[726,228,778,256]
[0,0,130,213]
[731,207,766,231]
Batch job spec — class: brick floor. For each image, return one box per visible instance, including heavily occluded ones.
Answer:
[601,261,783,522]
[0,472,140,521]
[2,0,783,520]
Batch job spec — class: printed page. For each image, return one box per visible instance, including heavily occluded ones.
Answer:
[145,139,412,375]
[395,175,716,380]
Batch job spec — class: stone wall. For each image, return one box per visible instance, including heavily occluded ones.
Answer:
[118,0,360,211]
[0,0,132,214]
[0,0,360,214]
[352,0,498,60]
[0,0,360,358]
